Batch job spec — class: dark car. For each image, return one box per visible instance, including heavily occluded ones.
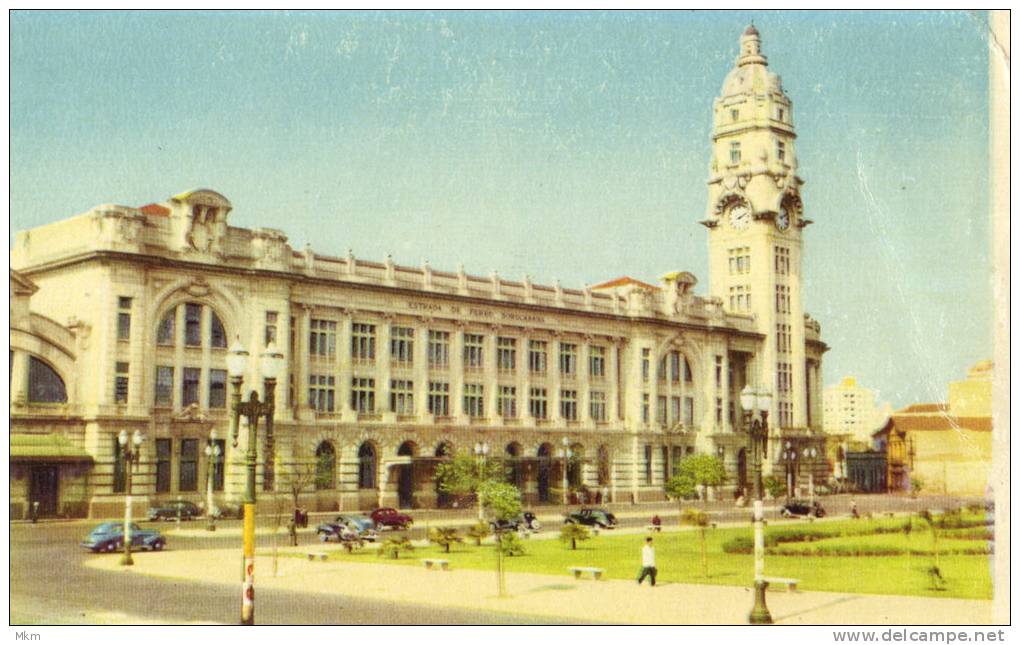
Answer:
[781,500,826,518]
[317,515,380,542]
[81,522,166,553]
[370,507,413,530]
[148,500,202,521]
[491,511,541,533]
[564,508,617,529]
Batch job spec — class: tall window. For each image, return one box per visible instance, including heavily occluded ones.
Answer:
[463,333,484,369]
[528,340,547,374]
[590,346,605,377]
[729,285,752,312]
[179,439,198,492]
[641,348,650,381]
[160,303,225,348]
[315,442,336,490]
[391,327,414,365]
[684,356,693,383]
[428,330,449,368]
[185,304,202,347]
[114,362,129,404]
[265,311,278,346]
[730,108,739,122]
[310,375,336,412]
[644,445,653,484]
[182,368,200,406]
[310,319,337,357]
[117,297,132,341]
[157,310,175,346]
[559,343,577,376]
[684,397,695,426]
[155,438,171,493]
[351,323,376,361]
[716,397,724,425]
[728,247,751,275]
[775,285,790,314]
[351,377,375,413]
[560,389,578,421]
[775,247,790,275]
[210,313,226,348]
[390,379,414,415]
[428,381,450,416]
[662,446,670,482]
[715,355,723,388]
[671,396,681,424]
[357,443,377,489]
[463,383,484,418]
[730,141,742,164]
[208,369,227,408]
[497,385,516,418]
[155,366,174,406]
[212,438,225,491]
[777,140,786,163]
[642,394,650,423]
[656,396,667,424]
[529,387,548,419]
[590,391,606,422]
[112,437,126,493]
[497,337,516,372]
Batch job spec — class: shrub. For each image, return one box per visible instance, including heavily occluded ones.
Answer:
[499,531,525,557]
[763,475,785,500]
[467,521,491,546]
[428,527,463,553]
[378,536,414,559]
[559,523,591,550]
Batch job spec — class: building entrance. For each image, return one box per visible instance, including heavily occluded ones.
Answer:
[29,466,59,516]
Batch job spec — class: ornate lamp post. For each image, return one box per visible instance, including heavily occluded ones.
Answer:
[782,441,798,500]
[205,430,222,532]
[557,436,573,505]
[227,340,283,626]
[474,441,489,521]
[118,429,144,566]
[740,384,773,625]
[804,446,818,503]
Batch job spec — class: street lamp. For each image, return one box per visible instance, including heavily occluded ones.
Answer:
[474,441,490,521]
[740,384,773,625]
[782,441,798,500]
[558,436,573,506]
[803,446,818,503]
[228,339,283,626]
[117,429,144,566]
[205,430,222,532]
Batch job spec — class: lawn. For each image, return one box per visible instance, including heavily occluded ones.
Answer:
[308,515,993,600]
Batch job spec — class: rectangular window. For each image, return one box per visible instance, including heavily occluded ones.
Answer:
[390,379,414,415]
[179,438,198,492]
[728,247,750,275]
[155,438,171,493]
[309,375,336,412]
[212,438,225,492]
[208,369,227,408]
[590,391,606,422]
[463,334,484,369]
[560,389,577,421]
[114,362,129,404]
[428,330,450,368]
[310,319,337,358]
[463,383,484,418]
[390,326,414,365]
[428,381,450,416]
[671,396,681,425]
[641,348,650,381]
[775,285,790,314]
[351,377,375,413]
[730,108,739,122]
[497,337,516,372]
[777,140,786,162]
[775,247,790,275]
[642,393,650,423]
[559,343,577,376]
[716,397,724,425]
[730,141,741,164]
[155,366,174,407]
[684,396,695,426]
[113,437,126,493]
[182,368,200,406]
[777,107,785,122]
[656,395,667,424]
[157,308,176,346]
[529,387,548,419]
[497,385,516,418]
[644,445,653,485]
[729,285,752,312]
[265,311,278,346]
[351,323,376,361]
[662,446,669,482]
[589,346,606,378]
[715,355,723,388]
[117,313,131,342]
[185,304,202,347]
[528,340,547,374]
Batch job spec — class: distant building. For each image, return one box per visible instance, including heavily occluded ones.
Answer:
[873,361,993,495]
[823,376,892,446]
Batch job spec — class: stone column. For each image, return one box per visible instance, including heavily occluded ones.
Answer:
[414,321,430,418]
[607,339,620,422]
[551,336,563,425]
[485,327,499,421]
[451,326,465,418]
[172,305,186,410]
[517,333,531,425]
[297,305,312,410]
[579,339,592,424]
[10,350,29,406]
[199,306,212,409]
[378,320,393,417]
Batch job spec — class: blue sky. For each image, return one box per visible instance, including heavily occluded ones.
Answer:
[9,10,993,408]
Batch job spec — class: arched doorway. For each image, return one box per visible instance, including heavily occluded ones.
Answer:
[314,441,336,490]
[737,448,748,496]
[397,441,416,509]
[567,444,584,489]
[505,442,523,489]
[357,443,377,490]
[434,442,453,508]
[537,443,552,503]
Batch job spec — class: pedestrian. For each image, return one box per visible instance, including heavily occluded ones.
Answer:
[602,485,610,505]
[637,536,657,586]
[850,498,860,519]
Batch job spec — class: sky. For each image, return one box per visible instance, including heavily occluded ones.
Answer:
[9,10,994,409]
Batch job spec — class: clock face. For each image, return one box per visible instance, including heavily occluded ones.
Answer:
[776,206,791,231]
[729,204,751,229]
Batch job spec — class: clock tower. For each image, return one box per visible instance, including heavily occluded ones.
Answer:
[703,26,811,432]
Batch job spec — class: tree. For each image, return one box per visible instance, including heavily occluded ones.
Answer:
[428,527,463,554]
[478,480,523,597]
[499,531,525,557]
[559,523,591,550]
[378,536,414,560]
[466,521,491,546]
[681,508,711,578]
[434,453,508,519]
[763,475,785,500]
[666,454,725,510]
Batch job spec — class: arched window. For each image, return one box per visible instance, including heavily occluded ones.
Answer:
[684,357,693,383]
[156,303,228,348]
[28,357,67,403]
[157,310,175,346]
[315,442,336,490]
[358,442,377,489]
[210,313,227,349]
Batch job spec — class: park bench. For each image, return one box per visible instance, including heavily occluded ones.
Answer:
[422,558,451,571]
[569,566,605,580]
[305,552,329,561]
[646,524,662,533]
[762,576,799,592]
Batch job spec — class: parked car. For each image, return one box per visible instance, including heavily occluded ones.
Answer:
[81,522,166,553]
[370,507,413,530]
[147,500,202,521]
[490,511,541,533]
[317,515,380,542]
[564,508,617,529]
[781,500,826,518]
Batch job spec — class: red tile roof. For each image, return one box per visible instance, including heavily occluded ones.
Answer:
[899,403,948,414]
[591,276,657,290]
[888,414,992,433]
[139,203,170,216]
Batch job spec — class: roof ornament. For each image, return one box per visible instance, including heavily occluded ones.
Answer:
[346,249,357,275]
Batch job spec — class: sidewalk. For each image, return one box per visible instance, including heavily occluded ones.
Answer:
[85,547,993,625]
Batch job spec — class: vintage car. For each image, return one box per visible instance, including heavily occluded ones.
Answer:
[781,500,826,518]
[490,511,541,533]
[81,522,167,553]
[564,508,617,529]
[317,515,380,542]
[369,508,413,530]
[147,499,202,521]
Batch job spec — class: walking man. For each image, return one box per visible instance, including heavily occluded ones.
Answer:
[637,536,657,586]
